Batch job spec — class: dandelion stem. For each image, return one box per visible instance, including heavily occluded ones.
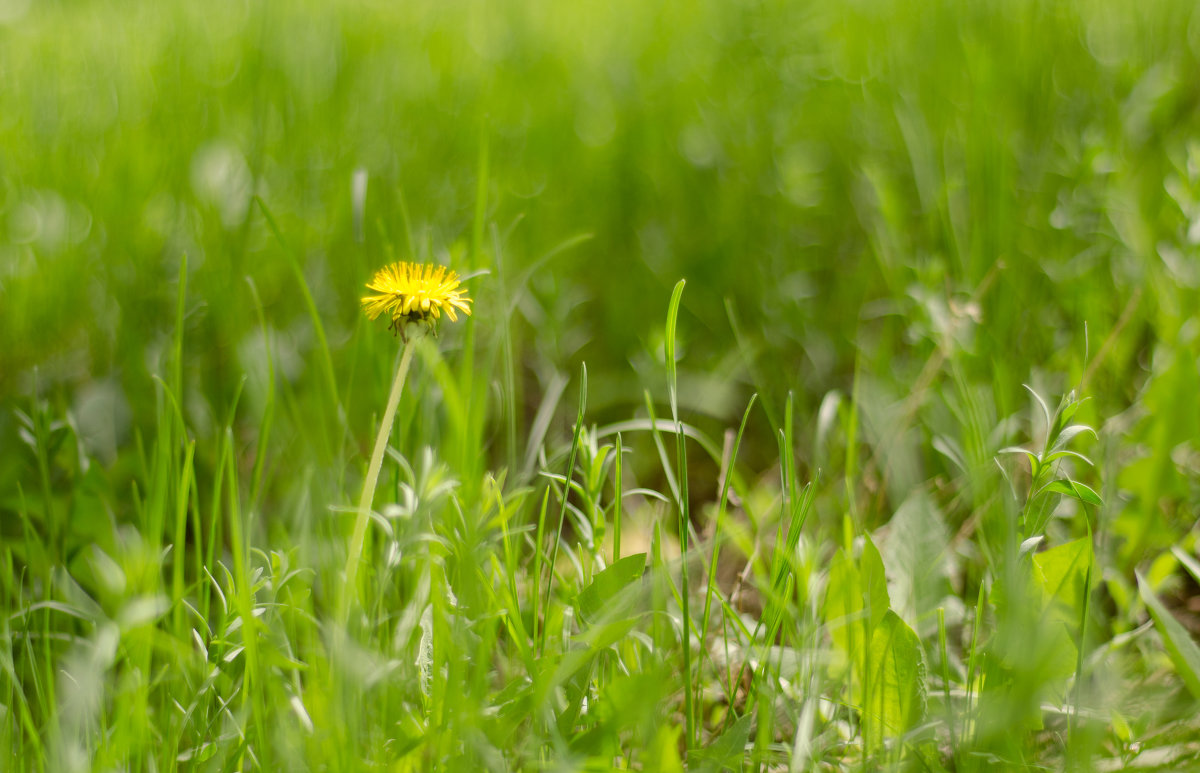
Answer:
[341,337,417,623]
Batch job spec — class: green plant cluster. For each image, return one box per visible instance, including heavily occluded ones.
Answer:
[2,0,1200,770]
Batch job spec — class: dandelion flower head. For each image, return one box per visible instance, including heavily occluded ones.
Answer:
[361,262,472,329]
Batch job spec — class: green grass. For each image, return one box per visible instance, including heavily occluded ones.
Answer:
[3,0,1200,769]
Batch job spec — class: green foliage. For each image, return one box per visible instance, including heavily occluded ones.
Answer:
[999,387,1102,539]
[1138,571,1200,700]
[3,0,1200,769]
[863,611,927,752]
[825,535,928,757]
[575,553,645,624]
[1034,537,1092,629]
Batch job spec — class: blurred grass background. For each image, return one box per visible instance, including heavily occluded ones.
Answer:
[5,0,1197,547]
[5,0,1196,436]
[2,0,1200,768]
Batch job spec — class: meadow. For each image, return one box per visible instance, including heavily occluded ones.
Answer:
[2,0,1200,769]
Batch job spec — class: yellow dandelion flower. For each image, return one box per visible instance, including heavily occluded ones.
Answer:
[361,262,473,329]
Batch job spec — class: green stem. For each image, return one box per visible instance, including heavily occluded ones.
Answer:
[340,338,417,623]
[937,607,955,750]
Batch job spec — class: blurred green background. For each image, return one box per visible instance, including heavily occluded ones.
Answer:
[4,0,1200,768]
[2,0,1197,547]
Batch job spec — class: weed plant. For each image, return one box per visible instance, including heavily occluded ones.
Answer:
[2,0,1200,770]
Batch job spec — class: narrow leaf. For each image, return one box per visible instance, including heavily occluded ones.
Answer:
[1171,547,1200,587]
[576,553,646,623]
[1137,571,1200,698]
[1039,479,1102,507]
[1049,424,1098,455]
[1024,384,1052,437]
[665,278,686,417]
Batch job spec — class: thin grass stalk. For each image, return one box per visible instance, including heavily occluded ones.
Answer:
[613,431,623,563]
[1068,519,1096,761]
[964,580,987,747]
[935,606,954,753]
[541,363,587,656]
[675,419,693,747]
[701,395,756,665]
[170,441,195,638]
[664,279,694,748]
[532,487,551,648]
[341,338,417,622]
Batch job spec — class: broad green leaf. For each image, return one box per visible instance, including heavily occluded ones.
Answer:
[824,548,864,679]
[693,714,752,772]
[551,617,639,687]
[862,610,927,750]
[825,539,892,686]
[1033,537,1091,627]
[1032,621,1081,685]
[1137,571,1200,698]
[861,535,891,633]
[879,492,951,628]
[989,555,1078,687]
[1028,538,1093,684]
[576,553,646,623]
[649,724,685,773]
